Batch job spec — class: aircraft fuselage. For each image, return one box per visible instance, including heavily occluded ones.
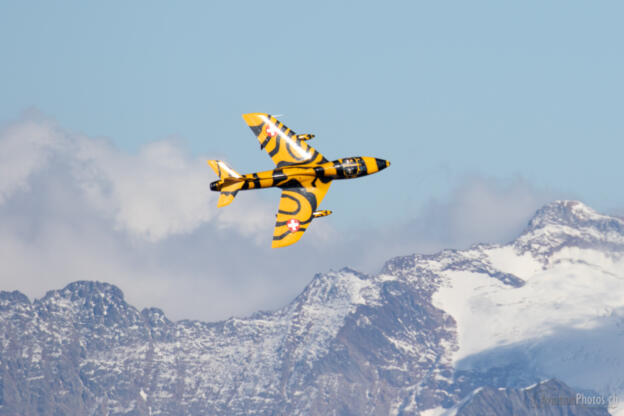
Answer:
[210,156,390,192]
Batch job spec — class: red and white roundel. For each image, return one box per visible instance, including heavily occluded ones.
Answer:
[265,123,279,137]
[287,218,300,232]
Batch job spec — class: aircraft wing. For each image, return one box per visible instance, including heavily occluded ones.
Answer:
[272,179,332,248]
[242,113,328,168]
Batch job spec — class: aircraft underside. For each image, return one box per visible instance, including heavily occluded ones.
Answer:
[208,113,389,247]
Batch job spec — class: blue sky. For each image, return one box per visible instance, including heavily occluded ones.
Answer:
[0,2,623,319]
[3,1,623,216]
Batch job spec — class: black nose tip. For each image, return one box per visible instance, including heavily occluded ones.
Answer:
[375,158,390,171]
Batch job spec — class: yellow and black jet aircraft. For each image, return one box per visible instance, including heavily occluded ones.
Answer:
[208,113,390,248]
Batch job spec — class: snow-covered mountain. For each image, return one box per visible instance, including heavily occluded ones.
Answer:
[0,200,622,415]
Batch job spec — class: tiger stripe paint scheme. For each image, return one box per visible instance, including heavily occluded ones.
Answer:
[208,113,390,248]
[242,113,327,168]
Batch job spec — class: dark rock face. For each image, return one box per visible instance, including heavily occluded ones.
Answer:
[453,380,611,416]
[0,273,453,415]
[0,201,622,415]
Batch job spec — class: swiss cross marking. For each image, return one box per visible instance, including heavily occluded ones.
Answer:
[265,123,279,137]
[287,218,300,232]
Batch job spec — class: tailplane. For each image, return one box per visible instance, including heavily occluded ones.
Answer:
[207,160,244,207]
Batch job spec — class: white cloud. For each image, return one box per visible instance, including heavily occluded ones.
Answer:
[0,112,280,320]
[78,139,218,241]
[0,114,64,203]
[321,176,563,273]
[0,111,272,243]
[421,175,560,248]
[0,111,568,322]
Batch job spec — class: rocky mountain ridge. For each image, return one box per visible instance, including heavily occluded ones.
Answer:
[0,200,622,415]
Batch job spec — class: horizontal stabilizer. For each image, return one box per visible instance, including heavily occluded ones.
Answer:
[207,160,244,208]
[217,180,244,207]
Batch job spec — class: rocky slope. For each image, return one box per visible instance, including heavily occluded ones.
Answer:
[445,379,611,416]
[0,200,622,415]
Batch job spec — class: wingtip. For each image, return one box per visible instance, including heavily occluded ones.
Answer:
[271,240,287,249]
[242,113,266,126]
[271,238,297,249]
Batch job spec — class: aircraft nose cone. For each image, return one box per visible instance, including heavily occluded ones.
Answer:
[375,158,390,171]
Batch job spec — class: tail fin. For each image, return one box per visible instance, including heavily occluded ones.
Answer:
[207,160,244,208]
[207,160,242,180]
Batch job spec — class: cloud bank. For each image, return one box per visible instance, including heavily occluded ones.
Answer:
[0,112,562,321]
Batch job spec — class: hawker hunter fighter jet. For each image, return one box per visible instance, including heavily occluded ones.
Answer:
[208,113,390,248]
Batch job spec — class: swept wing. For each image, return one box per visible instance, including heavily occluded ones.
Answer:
[242,113,328,168]
[272,179,331,248]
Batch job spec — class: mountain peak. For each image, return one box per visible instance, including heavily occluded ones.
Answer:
[1,200,623,415]
[35,281,144,332]
[0,290,30,307]
[514,200,624,258]
[526,200,610,230]
[60,280,124,300]
[38,280,125,306]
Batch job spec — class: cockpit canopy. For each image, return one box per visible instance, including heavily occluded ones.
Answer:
[342,157,364,178]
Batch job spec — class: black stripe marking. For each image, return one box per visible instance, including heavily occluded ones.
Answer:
[278,178,304,189]
[284,140,304,161]
[278,185,318,210]
[277,193,301,215]
[358,157,368,176]
[268,138,281,158]
[272,170,287,186]
[250,124,263,137]
[260,135,271,149]
[310,149,328,163]
[272,226,307,241]
[375,158,387,171]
